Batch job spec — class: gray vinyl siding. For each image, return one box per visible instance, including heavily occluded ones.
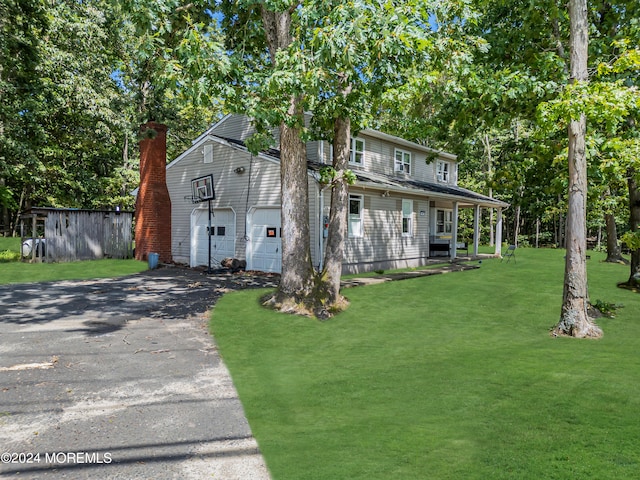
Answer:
[358,134,393,176]
[351,133,439,184]
[306,140,321,164]
[342,189,431,274]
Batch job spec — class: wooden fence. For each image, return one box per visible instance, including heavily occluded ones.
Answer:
[21,208,133,262]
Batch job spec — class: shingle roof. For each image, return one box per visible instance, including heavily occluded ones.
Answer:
[307,162,507,208]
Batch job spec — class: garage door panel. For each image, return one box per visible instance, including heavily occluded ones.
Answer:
[248,208,282,273]
[191,208,236,268]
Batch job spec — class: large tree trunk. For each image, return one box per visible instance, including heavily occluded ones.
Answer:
[315,116,351,316]
[627,170,640,286]
[552,0,602,338]
[260,6,315,314]
[604,212,624,262]
[276,106,314,301]
[602,187,626,263]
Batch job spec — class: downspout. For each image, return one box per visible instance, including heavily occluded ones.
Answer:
[317,139,326,272]
[451,201,459,260]
[318,188,324,272]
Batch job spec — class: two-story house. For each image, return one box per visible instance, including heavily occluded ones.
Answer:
[165,114,508,274]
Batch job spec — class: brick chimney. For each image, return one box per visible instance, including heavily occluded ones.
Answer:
[135,122,172,263]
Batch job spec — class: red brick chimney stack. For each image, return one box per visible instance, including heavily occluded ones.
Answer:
[135,122,172,263]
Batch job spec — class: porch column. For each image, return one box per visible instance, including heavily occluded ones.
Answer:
[451,201,459,259]
[495,207,503,256]
[473,204,481,256]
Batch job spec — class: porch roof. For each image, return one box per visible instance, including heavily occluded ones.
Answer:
[348,169,509,209]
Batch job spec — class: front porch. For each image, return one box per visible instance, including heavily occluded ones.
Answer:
[429,202,508,260]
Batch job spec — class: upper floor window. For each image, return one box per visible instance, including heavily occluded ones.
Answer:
[395,149,411,174]
[436,161,450,182]
[402,199,413,237]
[350,138,365,166]
[348,194,364,238]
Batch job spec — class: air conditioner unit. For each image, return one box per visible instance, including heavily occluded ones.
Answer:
[395,164,406,173]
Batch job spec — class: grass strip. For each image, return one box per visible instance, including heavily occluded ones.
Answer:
[0,259,148,285]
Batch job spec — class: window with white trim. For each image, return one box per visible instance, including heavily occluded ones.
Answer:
[203,144,213,164]
[394,149,411,174]
[402,199,413,236]
[436,161,450,182]
[436,209,453,234]
[350,138,365,166]
[348,194,364,238]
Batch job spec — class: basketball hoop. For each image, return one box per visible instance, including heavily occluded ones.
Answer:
[190,175,216,273]
[184,195,205,204]
[191,175,215,202]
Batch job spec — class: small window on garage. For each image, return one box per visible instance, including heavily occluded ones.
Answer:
[217,226,226,236]
[267,227,277,237]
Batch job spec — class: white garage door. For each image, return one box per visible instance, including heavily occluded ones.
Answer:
[191,208,236,268]
[248,208,282,273]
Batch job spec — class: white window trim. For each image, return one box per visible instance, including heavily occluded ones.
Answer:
[348,194,364,238]
[350,138,365,166]
[402,199,413,237]
[394,148,412,175]
[436,160,449,182]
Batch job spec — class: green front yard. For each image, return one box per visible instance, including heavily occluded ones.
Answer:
[211,248,640,480]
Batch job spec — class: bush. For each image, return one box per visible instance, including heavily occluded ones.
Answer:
[591,299,624,318]
[0,249,20,263]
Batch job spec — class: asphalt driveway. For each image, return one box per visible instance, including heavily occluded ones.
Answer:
[0,266,277,479]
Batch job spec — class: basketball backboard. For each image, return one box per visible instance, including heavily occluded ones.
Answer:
[191,174,215,202]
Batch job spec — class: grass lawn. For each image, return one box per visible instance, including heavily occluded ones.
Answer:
[0,259,149,284]
[0,236,147,284]
[211,248,640,480]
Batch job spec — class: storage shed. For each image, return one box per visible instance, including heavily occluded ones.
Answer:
[20,207,133,262]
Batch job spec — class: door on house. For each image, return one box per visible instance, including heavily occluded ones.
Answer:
[247,207,282,273]
[190,207,236,268]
